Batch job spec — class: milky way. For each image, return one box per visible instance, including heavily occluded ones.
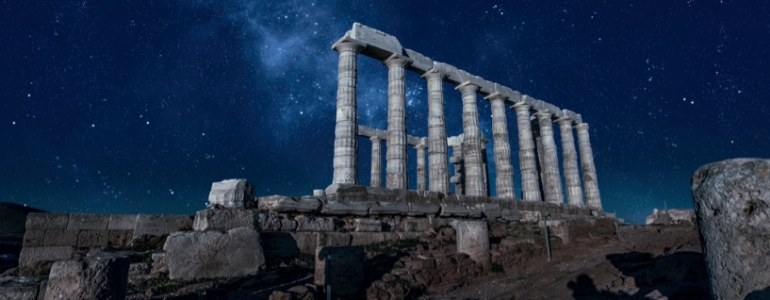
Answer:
[2,0,768,224]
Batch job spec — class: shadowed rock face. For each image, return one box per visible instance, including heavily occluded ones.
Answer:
[691,158,770,300]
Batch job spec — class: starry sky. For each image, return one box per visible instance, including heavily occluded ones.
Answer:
[2,0,768,224]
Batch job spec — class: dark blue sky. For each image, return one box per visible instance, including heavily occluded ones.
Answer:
[2,0,768,224]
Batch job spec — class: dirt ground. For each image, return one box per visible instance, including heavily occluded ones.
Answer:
[417,224,708,300]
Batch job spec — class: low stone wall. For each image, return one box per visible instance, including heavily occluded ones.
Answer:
[19,213,193,267]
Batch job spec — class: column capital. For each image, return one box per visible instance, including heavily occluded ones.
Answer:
[483,92,507,102]
[455,81,479,93]
[369,136,381,142]
[511,101,531,112]
[383,54,412,68]
[332,36,366,53]
[421,68,447,81]
[555,116,573,126]
[575,123,590,131]
[534,110,553,120]
[414,144,427,150]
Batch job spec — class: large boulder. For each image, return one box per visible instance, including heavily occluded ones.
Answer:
[45,252,130,300]
[208,179,255,209]
[691,158,770,299]
[163,227,265,280]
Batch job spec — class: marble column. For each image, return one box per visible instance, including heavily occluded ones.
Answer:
[416,143,427,191]
[370,136,382,188]
[484,93,515,199]
[422,69,450,194]
[576,123,602,210]
[450,149,464,195]
[330,40,365,186]
[556,117,584,207]
[383,54,411,189]
[535,111,564,204]
[512,103,542,202]
[456,82,487,197]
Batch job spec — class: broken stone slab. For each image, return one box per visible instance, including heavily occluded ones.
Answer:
[320,200,370,216]
[164,227,265,280]
[354,219,382,232]
[440,204,469,217]
[257,213,297,232]
[165,215,194,232]
[477,203,502,219]
[107,214,138,230]
[501,209,522,221]
[66,213,109,231]
[193,209,255,232]
[257,195,321,213]
[400,218,431,232]
[25,213,68,230]
[314,246,365,298]
[369,201,409,215]
[407,202,441,216]
[208,179,255,209]
[294,215,335,232]
[19,246,72,267]
[0,276,42,300]
[691,158,770,299]
[45,252,130,300]
[133,214,168,239]
[451,220,490,265]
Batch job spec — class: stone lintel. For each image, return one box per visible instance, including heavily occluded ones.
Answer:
[349,22,400,61]
[404,48,433,73]
[357,125,424,146]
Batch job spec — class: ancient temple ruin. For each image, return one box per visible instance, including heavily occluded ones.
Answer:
[325,23,603,211]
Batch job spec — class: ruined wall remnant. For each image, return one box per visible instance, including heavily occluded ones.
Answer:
[691,158,770,299]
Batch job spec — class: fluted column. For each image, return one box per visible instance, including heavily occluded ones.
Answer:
[383,54,411,189]
[556,117,584,207]
[512,103,541,202]
[370,136,382,188]
[535,111,564,204]
[416,143,427,191]
[422,69,450,194]
[484,93,515,199]
[330,40,365,185]
[456,82,486,197]
[576,123,602,210]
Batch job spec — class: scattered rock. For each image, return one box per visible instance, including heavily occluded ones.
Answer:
[45,252,130,300]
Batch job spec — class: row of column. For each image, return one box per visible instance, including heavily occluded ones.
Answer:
[330,40,602,210]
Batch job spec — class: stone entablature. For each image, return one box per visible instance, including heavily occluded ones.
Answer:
[328,23,603,211]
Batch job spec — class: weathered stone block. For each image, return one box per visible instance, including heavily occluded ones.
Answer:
[257,195,321,213]
[257,213,297,232]
[691,158,770,299]
[295,215,335,232]
[208,179,255,209]
[43,230,79,247]
[354,219,382,232]
[0,276,41,300]
[451,220,490,265]
[19,246,72,267]
[543,219,569,244]
[317,232,351,247]
[325,184,367,200]
[108,230,133,249]
[349,232,386,246]
[77,230,108,248]
[133,214,168,239]
[66,213,109,231]
[45,252,130,300]
[408,202,441,216]
[466,205,482,218]
[107,214,138,230]
[193,209,255,232]
[314,246,364,298]
[501,209,522,221]
[23,230,45,247]
[165,215,193,232]
[440,204,469,217]
[400,218,431,232]
[164,227,265,280]
[369,202,409,215]
[396,232,422,240]
[262,232,300,258]
[321,200,370,216]
[290,232,319,254]
[151,252,168,276]
[26,213,68,230]
[520,210,542,222]
[129,262,151,275]
[477,203,502,219]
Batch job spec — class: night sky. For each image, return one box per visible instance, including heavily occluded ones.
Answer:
[3,0,768,224]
